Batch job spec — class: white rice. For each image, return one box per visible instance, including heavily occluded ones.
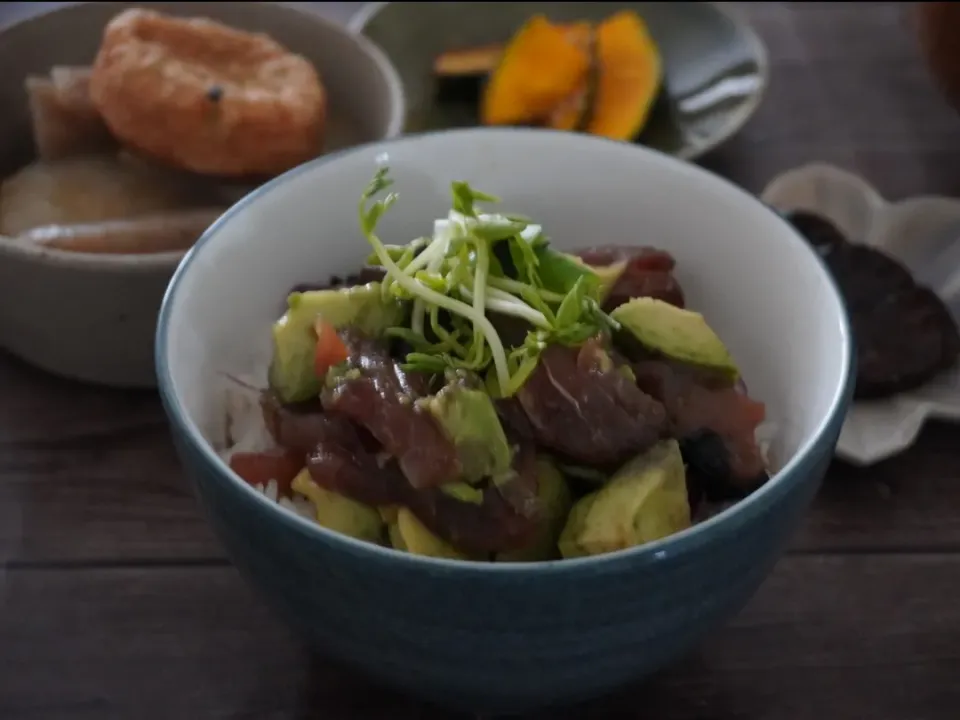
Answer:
[755,419,779,470]
[218,374,317,523]
[219,373,273,462]
[253,477,315,521]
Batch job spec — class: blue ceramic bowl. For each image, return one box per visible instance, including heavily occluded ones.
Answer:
[156,128,854,714]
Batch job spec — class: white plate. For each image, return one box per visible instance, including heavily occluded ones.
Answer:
[762,163,960,466]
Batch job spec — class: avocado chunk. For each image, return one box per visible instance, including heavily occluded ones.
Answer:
[387,522,407,551]
[586,260,627,304]
[610,296,739,380]
[378,505,400,525]
[291,469,383,543]
[439,482,485,504]
[533,246,597,293]
[534,247,625,304]
[269,282,404,403]
[558,439,691,559]
[426,379,514,484]
[391,507,469,560]
[497,458,572,562]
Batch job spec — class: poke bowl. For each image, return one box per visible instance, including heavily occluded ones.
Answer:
[156,127,854,714]
[0,1,403,387]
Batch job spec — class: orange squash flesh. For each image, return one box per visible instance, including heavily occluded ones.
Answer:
[481,17,592,127]
[433,23,589,79]
[546,25,596,131]
[585,11,663,141]
[547,85,591,131]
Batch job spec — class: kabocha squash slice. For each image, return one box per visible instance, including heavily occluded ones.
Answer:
[433,44,505,102]
[584,10,663,141]
[546,27,597,131]
[546,84,592,131]
[481,17,593,127]
[436,11,663,139]
[433,22,592,84]
[434,44,505,79]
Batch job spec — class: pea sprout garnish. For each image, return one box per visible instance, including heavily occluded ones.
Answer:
[358,167,619,397]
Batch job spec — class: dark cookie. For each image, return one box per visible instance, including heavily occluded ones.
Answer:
[783,209,850,253]
[786,210,960,399]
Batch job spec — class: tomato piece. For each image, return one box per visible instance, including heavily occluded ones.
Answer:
[738,395,767,427]
[229,448,304,496]
[314,319,350,378]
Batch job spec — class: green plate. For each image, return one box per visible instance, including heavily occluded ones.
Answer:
[350,1,769,161]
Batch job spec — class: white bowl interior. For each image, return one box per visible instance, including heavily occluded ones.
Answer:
[163,129,849,482]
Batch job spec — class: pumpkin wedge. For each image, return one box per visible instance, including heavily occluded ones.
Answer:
[433,44,505,103]
[584,10,663,141]
[433,44,505,78]
[546,27,597,131]
[547,84,592,131]
[433,22,590,79]
[481,17,592,127]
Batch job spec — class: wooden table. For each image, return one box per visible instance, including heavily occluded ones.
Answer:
[3,3,960,719]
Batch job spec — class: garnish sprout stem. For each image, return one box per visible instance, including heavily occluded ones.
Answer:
[358,167,611,396]
[362,217,512,390]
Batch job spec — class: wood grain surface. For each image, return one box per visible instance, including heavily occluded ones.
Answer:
[2,3,960,719]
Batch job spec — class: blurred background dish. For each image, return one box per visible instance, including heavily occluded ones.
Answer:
[762,162,960,466]
[914,2,960,116]
[0,1,404,388]
[350,1,768,161]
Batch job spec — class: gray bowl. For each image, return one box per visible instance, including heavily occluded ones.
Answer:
[351,1,768,161]
[0,1,404,388]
